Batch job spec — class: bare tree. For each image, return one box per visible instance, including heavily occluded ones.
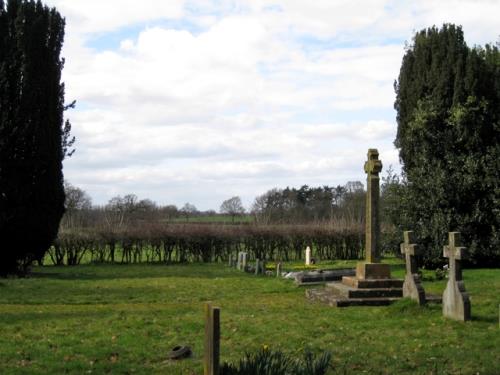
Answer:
[220,196,245,222]
[62,181,92,228]
[180,203,197,221]
[105,194,138,228]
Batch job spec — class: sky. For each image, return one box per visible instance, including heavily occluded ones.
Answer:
[44,0,499,211]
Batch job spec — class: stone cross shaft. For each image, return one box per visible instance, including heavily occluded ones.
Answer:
[443,232,466,282]
[401,231,419,275]
[364,149,382,263]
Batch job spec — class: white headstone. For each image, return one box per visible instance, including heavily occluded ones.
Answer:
[305,246,311,266]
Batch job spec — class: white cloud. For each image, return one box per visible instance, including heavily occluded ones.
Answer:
[49,0,499,209]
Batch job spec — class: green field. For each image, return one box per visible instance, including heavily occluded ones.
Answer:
[0,261,498,374]
[169,215,254,224]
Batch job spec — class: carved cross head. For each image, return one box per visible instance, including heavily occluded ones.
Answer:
[401,230,418,256]
[443,232,466,261]
[364,148,383,175]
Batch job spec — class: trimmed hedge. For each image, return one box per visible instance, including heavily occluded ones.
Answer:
[48,224,375,266]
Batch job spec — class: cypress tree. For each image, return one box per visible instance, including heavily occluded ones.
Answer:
[394,24,500,266]
[0,0,73,275]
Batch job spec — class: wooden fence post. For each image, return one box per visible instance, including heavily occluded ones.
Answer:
[204,303,220,375]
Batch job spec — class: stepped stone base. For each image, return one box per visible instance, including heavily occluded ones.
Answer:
[306,287,400,307]
[306,262,404,307]
[342,276,403,289]
[356,262,391,279]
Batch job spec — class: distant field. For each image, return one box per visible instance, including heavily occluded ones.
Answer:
[0,261,498,374]
[169,215,254,224]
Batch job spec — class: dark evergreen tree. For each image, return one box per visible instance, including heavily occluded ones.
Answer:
[0,0,73,275]
[394,24,500,266]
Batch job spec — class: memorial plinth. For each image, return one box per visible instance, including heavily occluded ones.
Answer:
[306,149,403,307]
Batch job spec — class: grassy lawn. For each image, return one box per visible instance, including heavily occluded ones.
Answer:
[0,261,498,374]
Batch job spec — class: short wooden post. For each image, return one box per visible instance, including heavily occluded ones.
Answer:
[276,262,282,277]
[204,303,220,375]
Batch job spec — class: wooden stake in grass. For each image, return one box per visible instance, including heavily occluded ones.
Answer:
[204,303,220,375]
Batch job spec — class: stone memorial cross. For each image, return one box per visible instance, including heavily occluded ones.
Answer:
[400,231,426,305]
[443,232,471,321]
[364,149,382,263]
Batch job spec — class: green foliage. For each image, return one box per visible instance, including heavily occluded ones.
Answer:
[393,24,500,266]
[0,0,72,275]
[221,348,331,375]
[252,184,363,225]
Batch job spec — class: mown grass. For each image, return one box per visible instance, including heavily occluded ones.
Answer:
[0,261,498,374]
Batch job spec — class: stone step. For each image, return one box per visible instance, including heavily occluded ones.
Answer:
[342,276,404,289]
[326,282,403,298]
[305,288,400,307]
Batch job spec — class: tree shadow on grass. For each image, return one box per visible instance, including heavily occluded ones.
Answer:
[28,263,238,281]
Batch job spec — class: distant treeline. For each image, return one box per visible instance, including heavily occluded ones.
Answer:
[62,182,370,228]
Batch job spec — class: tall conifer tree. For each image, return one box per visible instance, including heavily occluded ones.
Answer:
[0,0,73,275]
[394,24,500,266]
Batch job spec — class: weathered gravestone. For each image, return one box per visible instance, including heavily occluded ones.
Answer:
[255,259,261,275]
[228,254,236,267]
[254,259,266,275]
[442,232,471,321]
[305,246,311,266]
[237,252,248,271]
[276,262,282,277]
[236,252,243,270]
[401,231,426,305]
[204,303,220,375]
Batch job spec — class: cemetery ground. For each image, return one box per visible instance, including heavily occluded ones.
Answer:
[0,261,498,375]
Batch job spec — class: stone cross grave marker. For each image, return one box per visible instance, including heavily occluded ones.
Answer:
[305,246,311,266]
[443,232,471,321]
[364,148,382,264]
[355,149,390,280]
[400,231,426,305]
[204,303,220,375]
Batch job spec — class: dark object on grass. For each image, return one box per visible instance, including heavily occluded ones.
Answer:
[220,347,331,375]
[167,345,192,360]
